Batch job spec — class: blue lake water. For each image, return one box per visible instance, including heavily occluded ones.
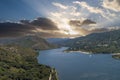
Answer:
[37,47,120,80]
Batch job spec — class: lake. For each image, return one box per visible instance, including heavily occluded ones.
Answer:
[37,47,120,80]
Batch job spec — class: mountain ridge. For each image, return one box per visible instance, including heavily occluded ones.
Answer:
[65,29,120,53]
[0,35,57,50]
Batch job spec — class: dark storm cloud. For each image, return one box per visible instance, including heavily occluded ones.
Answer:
[0,22,35,37]
[69,20,81,26]
[0,17,59,37]
[20,20,30,24]
[82,19,96,25]
[69,19,96,27]
[20,17,59,30]
[30,17,59,30]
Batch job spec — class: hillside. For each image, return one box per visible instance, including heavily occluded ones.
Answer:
[0,35,57,50]
[66,29,120,53]
[0,35,58,80]
[0,45,52,80]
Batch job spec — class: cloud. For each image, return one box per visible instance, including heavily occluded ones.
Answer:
[0,17,59,37]
[72,1,118,20]
[0,22,35,37]
[73,1,103,14]
[73,1,107,18]
[69,19,96,27]
[68,19,116,36]
[102,0,120,12]
[30,17,59,30]
[51,1,117,28]
[20,20,30,24]
[69,20,81,27]
[48,1,120,38]
[51,2,82,19]
[82,19,96,25]
[0,17,119,38]
[52,2,68,9]
[1,1,120,38]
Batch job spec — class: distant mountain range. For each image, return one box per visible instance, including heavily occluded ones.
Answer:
[64,29,120,53]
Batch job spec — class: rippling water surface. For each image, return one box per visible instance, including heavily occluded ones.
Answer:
[37,47,120,80]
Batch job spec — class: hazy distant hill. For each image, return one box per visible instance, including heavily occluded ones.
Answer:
[0,35,56,50]
[47,38,69,46]
[66,29,120,53]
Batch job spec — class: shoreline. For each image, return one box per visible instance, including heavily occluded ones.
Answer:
[112,53,120,55]
[49,68,59,80]
[112,53,120,60]
[64,50,120,55]
[38,51,59,80]
[64,50,92,54]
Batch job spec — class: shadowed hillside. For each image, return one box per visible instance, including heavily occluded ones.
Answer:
[0,35,57,50]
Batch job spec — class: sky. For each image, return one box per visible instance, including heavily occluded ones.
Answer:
[0,0,120,38]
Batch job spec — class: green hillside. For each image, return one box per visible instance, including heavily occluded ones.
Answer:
[0,36,58,80]
[0,35,57,50]
[0,45,51,80]
[66,29,120,53]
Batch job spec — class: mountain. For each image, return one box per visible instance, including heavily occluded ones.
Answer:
[0,35,57,50]
[65,29,120,53]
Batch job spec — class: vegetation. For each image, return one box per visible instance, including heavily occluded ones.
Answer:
[0,45,53,80]
[66,29,120,53]
[0,35,57,50]
[112,54,120,59]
